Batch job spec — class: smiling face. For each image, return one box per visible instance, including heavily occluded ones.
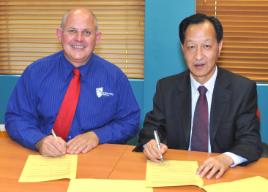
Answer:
[56,9,101,67]
[181,20,223,84]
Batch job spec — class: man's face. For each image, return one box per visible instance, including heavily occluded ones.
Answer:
[57,10,101,67]
[181,21,223,84]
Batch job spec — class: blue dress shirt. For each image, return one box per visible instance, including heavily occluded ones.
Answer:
[5,51,140,150]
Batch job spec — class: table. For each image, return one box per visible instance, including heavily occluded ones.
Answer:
[1,136,268,192]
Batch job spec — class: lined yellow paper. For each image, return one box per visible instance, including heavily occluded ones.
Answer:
[203,176,268,192]
[19,154,77,182]
[146,160,203,187]
[67,179,153,192]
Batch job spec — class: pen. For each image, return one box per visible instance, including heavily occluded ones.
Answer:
[51,129,57,139]
[153,130,163,161]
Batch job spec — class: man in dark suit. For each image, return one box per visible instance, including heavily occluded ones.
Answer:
[135,13,262,179]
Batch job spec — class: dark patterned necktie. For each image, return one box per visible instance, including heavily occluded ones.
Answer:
[191,86,208,152]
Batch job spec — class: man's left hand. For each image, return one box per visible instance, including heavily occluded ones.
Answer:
[197,154,234,179]
[66,132,99,154]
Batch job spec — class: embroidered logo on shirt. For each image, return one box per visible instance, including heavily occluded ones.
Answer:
[96,87,114,98]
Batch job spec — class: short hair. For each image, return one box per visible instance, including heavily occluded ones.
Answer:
[179,13,223,44]
[60,8,99,31]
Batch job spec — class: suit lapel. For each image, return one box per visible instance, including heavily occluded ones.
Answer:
[176,71,192,146]
[210,68,231,143]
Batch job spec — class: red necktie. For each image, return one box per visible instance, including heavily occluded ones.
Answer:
[191,86,208,152]
[53,69,81,140]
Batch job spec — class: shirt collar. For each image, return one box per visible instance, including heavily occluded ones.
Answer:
[60,52,96,81]
[190,66,218,94]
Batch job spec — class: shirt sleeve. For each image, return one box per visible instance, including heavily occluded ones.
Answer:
[5,67,46,150]
[93,74,140,144]
[224,152,248,167]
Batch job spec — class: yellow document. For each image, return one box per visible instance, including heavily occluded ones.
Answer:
[19,154,77,182]
[146,160,203,187]
[67,179,153,192]
[203,176,268,192]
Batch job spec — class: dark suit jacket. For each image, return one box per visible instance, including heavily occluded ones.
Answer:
[135,68,262,164]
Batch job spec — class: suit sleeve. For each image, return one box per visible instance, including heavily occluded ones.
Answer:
[134,80,167,152]
[230,82,262,164]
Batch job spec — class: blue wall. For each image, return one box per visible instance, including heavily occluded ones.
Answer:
[1,0,268,143]
[0,75,19,123]
[257,85,268,142]
[144,0,194,114]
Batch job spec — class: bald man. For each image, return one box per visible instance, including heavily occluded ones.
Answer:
[5,8,140,157]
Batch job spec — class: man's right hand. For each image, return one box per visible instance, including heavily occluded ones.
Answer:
[143,139,168,163]
[36,135,67,157]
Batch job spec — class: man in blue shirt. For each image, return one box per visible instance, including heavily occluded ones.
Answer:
[5,8,140,157]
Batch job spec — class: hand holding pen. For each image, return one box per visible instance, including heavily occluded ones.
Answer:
[143,130,168,162]
[35,129,66,157]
